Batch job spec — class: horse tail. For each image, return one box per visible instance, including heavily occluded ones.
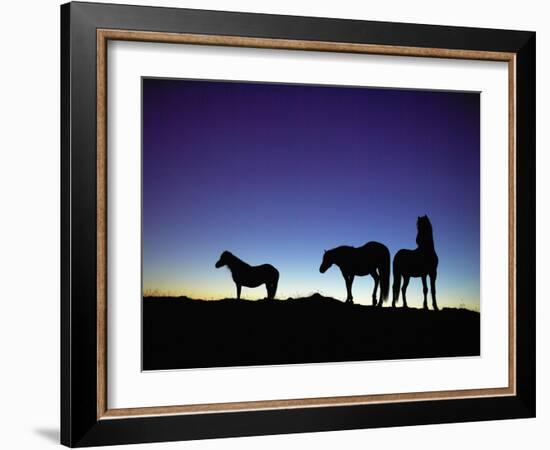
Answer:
[392,253,401,305]
[268,267,279,300]
[379,247,390,302]
[273,269,279,295]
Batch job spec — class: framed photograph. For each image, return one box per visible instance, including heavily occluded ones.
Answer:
[61,2,536,447]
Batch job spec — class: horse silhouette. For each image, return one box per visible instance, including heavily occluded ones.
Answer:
[215,251,279,300]
[319,242,390,305]
[392,215,439,310]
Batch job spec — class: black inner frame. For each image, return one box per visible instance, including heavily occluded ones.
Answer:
[61,2,535,447]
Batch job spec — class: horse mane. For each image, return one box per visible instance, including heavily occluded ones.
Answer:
[222,251,250,268]
[416,215,434,250]
[324,246,348,260]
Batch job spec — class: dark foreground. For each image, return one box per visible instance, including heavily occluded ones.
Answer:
[143,294,480,370]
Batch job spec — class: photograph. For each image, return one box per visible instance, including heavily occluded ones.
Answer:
[141,78,481,370]
[57,2,536,446]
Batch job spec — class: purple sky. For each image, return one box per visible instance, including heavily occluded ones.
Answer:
[142,78,480,308]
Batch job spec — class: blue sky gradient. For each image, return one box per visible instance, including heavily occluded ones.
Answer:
[142,79,480,309]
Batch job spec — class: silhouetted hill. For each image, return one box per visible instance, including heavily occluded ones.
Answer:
[143,294,480,370]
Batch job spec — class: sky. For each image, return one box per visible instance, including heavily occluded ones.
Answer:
[142,78,480,310]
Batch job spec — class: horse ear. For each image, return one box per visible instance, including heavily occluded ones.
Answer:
[324,249,327,254]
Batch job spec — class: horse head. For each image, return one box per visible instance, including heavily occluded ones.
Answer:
[215,250,232,268]
[417,215,432,232]
[319,249,333,273]
[416,215,434,247]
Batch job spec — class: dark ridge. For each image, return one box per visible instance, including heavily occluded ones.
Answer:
[143,295,480,370]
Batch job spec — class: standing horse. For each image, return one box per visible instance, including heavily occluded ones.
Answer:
[319,241,390,305]
[392,215,439,310]
[215,251,279,300]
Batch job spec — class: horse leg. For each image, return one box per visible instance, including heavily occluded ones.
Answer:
[267,280,277,300]
[236,284,241,300]
[401,276,410,308]
[429,271,439,311]
[421,275,428,310]
[345,275,354,304]
[392,274,401,307]
[371,271,379,306]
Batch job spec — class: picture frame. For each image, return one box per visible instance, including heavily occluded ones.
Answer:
[61,1,535,447]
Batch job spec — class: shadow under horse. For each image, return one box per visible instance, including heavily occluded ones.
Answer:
[392,215,439,310]
[215,251,279,300]
[319,242,390,305]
